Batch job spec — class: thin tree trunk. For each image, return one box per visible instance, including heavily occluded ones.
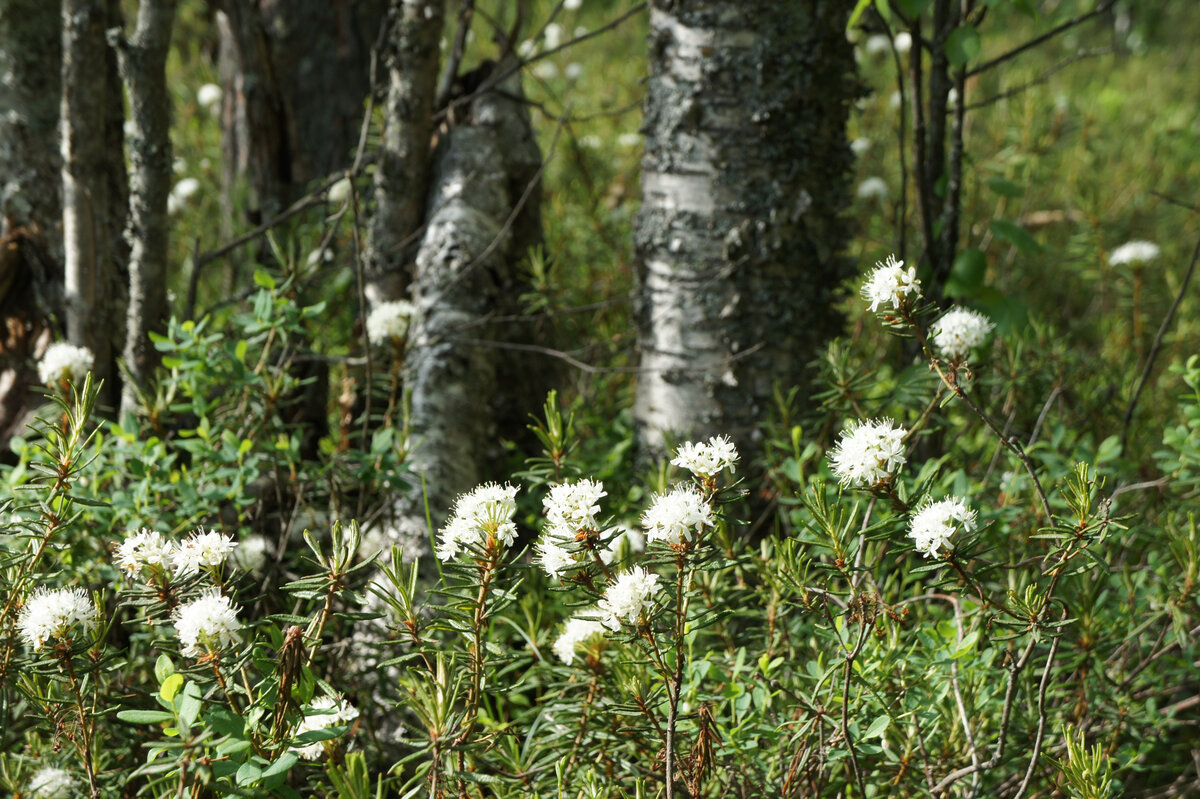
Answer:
[62,0,128,409]
[0,0,62,442]
[117,0,178,417]
[382,60,545,552]
[634,0,856,466]
[365,0,444,306]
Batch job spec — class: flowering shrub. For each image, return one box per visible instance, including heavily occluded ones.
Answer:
[0,256,1196,799]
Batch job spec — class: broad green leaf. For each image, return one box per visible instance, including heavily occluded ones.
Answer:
[945,248,988,297]
[990,219,1043,253]
[159,673,185,704]
[945,24,981,68]
[864,715,891,738]
[984,176,1024,198]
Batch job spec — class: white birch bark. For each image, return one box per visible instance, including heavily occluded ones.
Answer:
[378,62,545,553]
[365,0,444,306]
[634,0,856,465]
[117,0,177,417]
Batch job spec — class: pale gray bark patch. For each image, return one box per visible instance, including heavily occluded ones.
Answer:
[381,63,545,547]
[634,0,856,466]
[365,0,445,306]
[117,0,177,418]
[61,0,129,409]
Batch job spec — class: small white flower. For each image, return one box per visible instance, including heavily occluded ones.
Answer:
[172,157,188,175]
[37,342,94,386]
[173,590,243,657]
[563,0,583,9]
[172,177,199,201]
[861,253,921,313]
[1109,240,1160,266]
[544,479,606,531]
[536,536,576,579]
[565,62,584,81]
[643,485,715,546]
[27,767,77,799]
[598,566,660,630]
[518,39,538,59]
[327,177,352,204]
[865,34,891,56]
[365,299,416,345]
[232,535,270,574]
[544,22,564,49]
[829,418,907,488]
[579,134,602,149]
[857,176,889,201]
[617,132,641,148]
[553,615,605,665]
[889,90,902,110]
[671,434,739,479]
[931,307,995,360]
[172,530,238,577]
[115,528,175,578]
[437,483,519,561]
[293,693,359,760]
[908,497,976,558]
[894,31,913,55]
[197,83,222,112]
[18,588,99,651]
[532,61,559,80]
[947,87,959,108]
[850,137,872,156]
[306,247,333,269]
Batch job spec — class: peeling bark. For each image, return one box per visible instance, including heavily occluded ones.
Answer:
[61,0,129,410]
[365,0,444,306]
[117,0,177,417]
[383,61,546,550]
[634,0,856,466]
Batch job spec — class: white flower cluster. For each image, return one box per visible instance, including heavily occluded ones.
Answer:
[173,530,238,577]
[437,483,519,561]
[553,615,605,665]
[173,590,243,657]
[365,299,416,346]
[293,694,360,760]
[18,588,98,651]
[37,342,94,386]
[197,83,222,113]
[1109,240,1160,266]
[671,434,739,479]
[116,528,240,580]
[829,418,907,488]
[857,177,889,201]
[908,497,976,558]
[861,254,921,313]
[544,479,606,531]
[598,567,660,630]
[27,767,77,799]
[115,528,175,577]
[537,479,607,578]
[931,307,994,360]
[642,484,714,546]
[168,177,200,214]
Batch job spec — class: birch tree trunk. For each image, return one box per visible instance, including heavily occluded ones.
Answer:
[365,0,444,306]
[634,0,856,466]
[381,60,546,553]
[0,0,62,442]
[117,0,177,417]
[61,0,129,410]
